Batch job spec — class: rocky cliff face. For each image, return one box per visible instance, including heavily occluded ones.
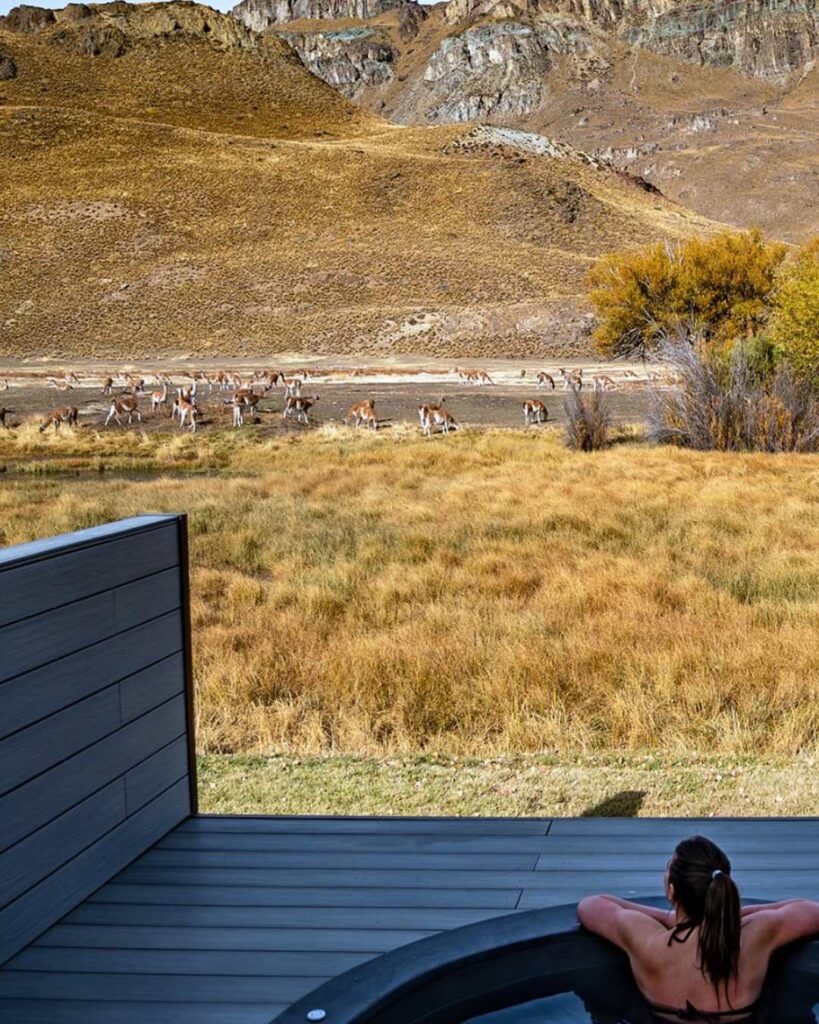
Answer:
[278,26,396,97]
[627,0,819,78]
[233,0,406,31]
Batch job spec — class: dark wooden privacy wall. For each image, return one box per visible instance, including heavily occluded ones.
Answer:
[0,515,196,965]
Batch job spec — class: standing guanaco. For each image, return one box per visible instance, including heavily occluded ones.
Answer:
[105,395,141,426]
[345,399,377,430]
[150,383,169,413]
[101,376,114,396]
[40,406,78,432]
[536,372,556,389]
[283,394,318,425]
[523,399,547,426]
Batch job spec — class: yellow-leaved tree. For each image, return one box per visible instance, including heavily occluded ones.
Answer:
[767,239,819,381]
[589,229,787,358]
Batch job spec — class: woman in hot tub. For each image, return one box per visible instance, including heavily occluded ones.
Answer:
[578,834,819,1022]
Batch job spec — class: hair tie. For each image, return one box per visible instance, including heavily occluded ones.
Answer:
[712,869,723,880]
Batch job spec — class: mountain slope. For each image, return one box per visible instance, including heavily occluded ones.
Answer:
[0,2,718,360]
[233,0,819,242]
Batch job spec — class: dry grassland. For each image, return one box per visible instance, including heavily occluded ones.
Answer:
[2,424,819,761]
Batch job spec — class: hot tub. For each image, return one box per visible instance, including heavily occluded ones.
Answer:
[271,899,819,1024]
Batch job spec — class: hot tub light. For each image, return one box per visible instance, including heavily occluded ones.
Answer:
[306,1011,327,1022]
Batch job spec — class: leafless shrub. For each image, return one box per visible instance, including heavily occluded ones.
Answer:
[648,337,819,452]
[563,386,612,451]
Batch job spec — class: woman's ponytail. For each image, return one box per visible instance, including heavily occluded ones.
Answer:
[699,868,741,990]
[668,836,742,998]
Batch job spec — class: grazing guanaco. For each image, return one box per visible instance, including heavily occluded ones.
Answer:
[101,376,113,396]
[105,395,141,427]
[593,375,616,391]
[48,376,73,391]
[40,406,78,432]
[476,370,495,386]
[283,394,318,425]
[622,369,638,379]
[523,399,547,426]
[345,399,377,430]
[150,383,169,413]
[536,372,556,390]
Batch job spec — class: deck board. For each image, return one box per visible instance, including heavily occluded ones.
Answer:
[4,814,819,1024]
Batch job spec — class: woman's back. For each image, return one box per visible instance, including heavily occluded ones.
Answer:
[629,915,772,1020]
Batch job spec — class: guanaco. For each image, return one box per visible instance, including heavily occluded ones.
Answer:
[101,376,114,395]
[0,407,11,428]
[419,398,457,436]
[40,406,78,432]
[536,372,556,389]
[283,394,318,425]
[593,375,616,391]
[559,367,583,391]
[476,370,495,386]
[150,383,169,413]
[105,395,141,426]
[345,399,377,430]
[523,399,547,426]
[282,377,303,398]
[48,376,73,391]
[174,392,197,432]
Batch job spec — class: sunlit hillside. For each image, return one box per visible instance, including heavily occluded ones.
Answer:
[0,1,718,360]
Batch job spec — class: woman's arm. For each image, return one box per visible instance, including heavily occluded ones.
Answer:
[583,894,673,927]
[577,895,669,954]
[741,899,805,918]
[746,900,819,949]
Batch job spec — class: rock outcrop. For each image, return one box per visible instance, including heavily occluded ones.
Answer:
[233,0,407,31]
[1,2,273,58]
[0,4,56,32]
[278,26,396,97]
[627,0,819,78]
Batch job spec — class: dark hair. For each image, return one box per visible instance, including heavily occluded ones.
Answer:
[668,835,741,998]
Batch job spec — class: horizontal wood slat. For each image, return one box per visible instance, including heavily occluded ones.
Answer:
[35,924,434,953]
[0,781,125,910]
[1,695,187,853]
[0,1001,286,1024]
[0,523,179,629]
[0,613,183,740]
[0,781,190,965]
[0,568,181,685]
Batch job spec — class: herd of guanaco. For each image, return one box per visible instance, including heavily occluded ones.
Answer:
[2,363,648,438]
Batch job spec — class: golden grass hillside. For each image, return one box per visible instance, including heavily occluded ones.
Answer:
[2,425,819,759]
[0,2,718,360]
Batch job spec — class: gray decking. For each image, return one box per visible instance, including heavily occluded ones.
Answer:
[2,813,819,1024]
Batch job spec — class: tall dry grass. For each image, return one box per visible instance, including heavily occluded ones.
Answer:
[3,426,819,757]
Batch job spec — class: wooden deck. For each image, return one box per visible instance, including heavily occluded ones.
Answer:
[3,813,819,1024]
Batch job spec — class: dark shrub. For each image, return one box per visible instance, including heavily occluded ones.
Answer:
[564,386,612,451]
[648,339,819,453]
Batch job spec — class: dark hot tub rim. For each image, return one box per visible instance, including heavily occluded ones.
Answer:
[269,895,683,1024]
